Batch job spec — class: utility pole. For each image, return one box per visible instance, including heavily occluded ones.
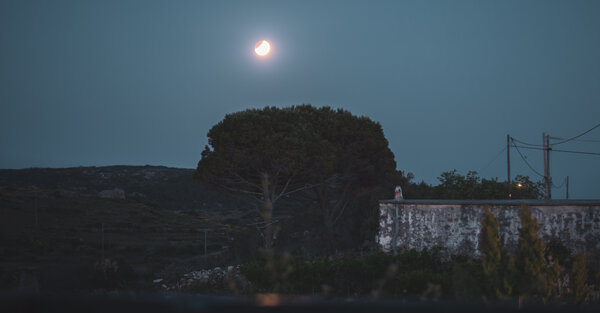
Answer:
[547,134,552,199]
[543,133,552,199]
[566,176,569,199]
[507,134,511,198]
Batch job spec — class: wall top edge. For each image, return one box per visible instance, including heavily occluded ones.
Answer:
[379,199,600,206]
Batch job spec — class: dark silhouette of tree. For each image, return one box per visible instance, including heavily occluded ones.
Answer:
[195,105,397,251]
[295,106,397,253]
[195,106,322,248]
[402,170,544,200]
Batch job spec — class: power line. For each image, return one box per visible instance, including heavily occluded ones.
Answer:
[551,122,600,146]
[550,148,600,156]
[479,146,506,173]
[552,138,600,143]
[514,145,600,156]
[510,122,600,148]
[511,140,544,177]
[571,138,600,143]
[511,137,544,147]
[552,177,567,189]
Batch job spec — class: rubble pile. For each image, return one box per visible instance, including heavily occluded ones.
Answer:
[155,265,249,293]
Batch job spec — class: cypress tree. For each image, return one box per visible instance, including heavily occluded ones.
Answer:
[543,254,561,302]
[480,206,513,298]
[571,250,588,303]
[516,204,546,299]
[481,206,502,296]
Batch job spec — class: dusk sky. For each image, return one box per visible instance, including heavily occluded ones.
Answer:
[1,0,599,198]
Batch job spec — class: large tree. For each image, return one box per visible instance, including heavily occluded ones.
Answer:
[294,106,397,253]
[195,107,323,248]
[195,105,398,251]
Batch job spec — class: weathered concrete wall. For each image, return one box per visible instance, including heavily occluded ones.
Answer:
[378,200,600,262]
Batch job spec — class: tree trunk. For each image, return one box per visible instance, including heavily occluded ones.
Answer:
[322,212,335,255]
[261,173,274,249]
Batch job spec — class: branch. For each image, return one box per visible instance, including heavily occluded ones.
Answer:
[273,174,295,202]
[329,180,359,225]
[274,181,321,202]
[228,170,263,190]
[214,182,264,200]
[332,200,349,225]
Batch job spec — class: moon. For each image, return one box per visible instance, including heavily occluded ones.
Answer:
[254,40,271,57]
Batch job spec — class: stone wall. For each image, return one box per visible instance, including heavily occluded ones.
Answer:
[378,200,600,262]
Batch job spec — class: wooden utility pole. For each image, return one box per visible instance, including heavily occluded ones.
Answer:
[543,133,552,199]
[543,133,547,198]
[507,134,511,198]
[566,176,569,199]
[547,134,552,199]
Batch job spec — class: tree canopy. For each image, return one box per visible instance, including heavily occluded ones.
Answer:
[195,105,397,250]
[294,106,397,253]
[399,170,544,200]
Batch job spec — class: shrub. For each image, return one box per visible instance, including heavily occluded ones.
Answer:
[239,248,453,297]
[571,251,589,303]
[516,205,546,299]
[91,258,137,289]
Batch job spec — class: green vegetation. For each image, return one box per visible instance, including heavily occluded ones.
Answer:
[195,106,397,252]
[515,205,546,299]
[0,106,595,305]
[230,205,598,305]
[195,107,319,248]
[239,249,459,297]
[400,170,544,200]
[0,185,240,291]
[480,206,514,298]
[572,251,589,303]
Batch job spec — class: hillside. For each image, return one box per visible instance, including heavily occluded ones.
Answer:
[0,166,259,292]
[0,165,246,211]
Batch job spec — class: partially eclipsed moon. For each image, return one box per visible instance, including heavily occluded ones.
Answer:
[254,40,271,57]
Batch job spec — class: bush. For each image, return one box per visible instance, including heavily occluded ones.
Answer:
[91,258,137,289]
[239,248,453,297]
[571,251,589,303]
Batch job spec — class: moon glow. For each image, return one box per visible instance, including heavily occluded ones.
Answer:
[254,40,271,57]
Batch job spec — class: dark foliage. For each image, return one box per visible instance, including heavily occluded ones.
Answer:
[239,249,455,297]
[402,170,544,200]
[91,258,137,289]
[195,105,397,252]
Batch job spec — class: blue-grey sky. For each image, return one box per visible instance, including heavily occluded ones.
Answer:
[1,0,599,198]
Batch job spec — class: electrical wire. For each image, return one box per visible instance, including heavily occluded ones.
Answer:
[552,177,567,189]
[479,146,506,173]
[551,122,600,146]
[511,140,544,177]
[549,148,600,156]
[572,138,600,143]
[514,145,600,156]
[510,137,544,147]
[558,138,600,143]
